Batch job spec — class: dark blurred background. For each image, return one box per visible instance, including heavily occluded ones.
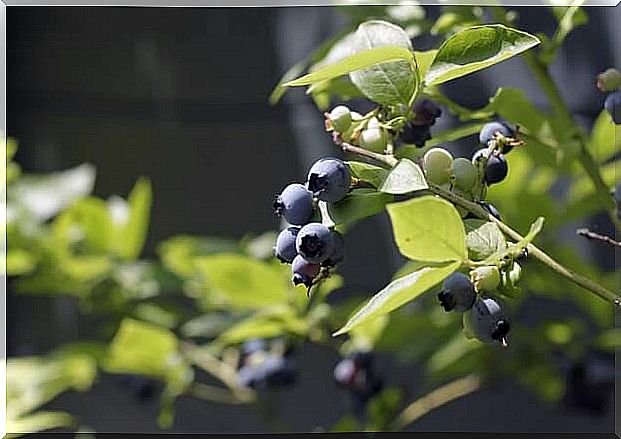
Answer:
[6,6,619,433]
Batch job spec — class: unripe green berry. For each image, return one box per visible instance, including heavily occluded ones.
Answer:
[597,68,621,92]
[359,127,387,153]
[329,105,353,133]
[423,147,454,185]
[471,266,501,292]
[452,158,477,192]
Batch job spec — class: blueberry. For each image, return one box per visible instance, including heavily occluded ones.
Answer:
[480,202,501,220]
[243,339,267,356]
[359,127,387,152]
[291,254,320,287]
[273,183,314,225]
[437,272,476,312]
[329,105,352,132]
[352,350,374,372]
[307,158,352,203]
[262,355,297,387]
[322,231,345,267]
[333,358,357,387]
[274,227,300,263]
[423,147,454,185]
[479,121,515,145]
[295,223,334,264]
[400,122,431,147]
[604,91,621,124]
[452,157,478,193]
[412,99,442,126]
[473,149,508,185]
[463,296,511,346]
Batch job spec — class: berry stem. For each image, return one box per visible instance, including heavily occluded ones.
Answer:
[390,374,481,431]
[429,182,621,307]
[333,134,398,167]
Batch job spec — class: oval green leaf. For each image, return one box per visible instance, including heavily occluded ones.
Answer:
[349,20,418,105]
[464,219,507,261]
[328,189,393,225]
[347,161,390,188]
[379,159,428,194]
[425,24,540,86]
[333,261,461,336]
[284,45,414,88]
[387,195,467,262]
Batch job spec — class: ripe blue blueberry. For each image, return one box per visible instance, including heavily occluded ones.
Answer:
[438,272,476,312]
[463,296,511,346]
[333,358,357,387]
[479,121,514,145]
[238,354,297,389]
[473,148,508,185]
[400,122,431,147]
[322,231,345,267]
[412,99,442,126]
[295,223,334,264]
[307,158,352,203]
[273,183,314,225]
[291,254,320,287]
[274,227,300,263]
[604,91,621,124]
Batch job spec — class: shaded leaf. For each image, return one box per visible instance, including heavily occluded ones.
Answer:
[379,159,428,194]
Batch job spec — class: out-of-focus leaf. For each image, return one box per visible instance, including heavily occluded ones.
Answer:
[194,254,290,310]
[119,177,152,260]
[157,235,240,277]
[588,110,621,164]
[9,163,96,223]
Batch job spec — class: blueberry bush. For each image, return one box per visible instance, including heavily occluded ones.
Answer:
[4,4,620,436]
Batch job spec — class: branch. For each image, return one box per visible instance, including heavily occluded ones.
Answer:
[430,183,621,306]
[333,133,398,167]
[577,228,621,248]
[390,375,481,431]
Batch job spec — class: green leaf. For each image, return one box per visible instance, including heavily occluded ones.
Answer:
[194,254,290,310]
[425,25,540,86]
[103,318,187,382]
[284,46,414,88]
[157,235,240,277]
[387,196,467,262]
[120,177,152,260]
[347,161,390,188]
[588,110,621,164]
[414,50,438,79]
[9,163,96,222]
[328,189,393,225]
[349,20,418,105]
[7,411,75,436]
[5,248,38,276]
[464,219,507,261]
[334,261,460,335]
[379,159,428,194]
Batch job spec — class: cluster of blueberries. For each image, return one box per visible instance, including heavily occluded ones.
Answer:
[333,351,383,408]
[237,339,297,389]
[597,68,621,124]
[273,158,350,289]
[438,272,511,346]
[326,98,442,152]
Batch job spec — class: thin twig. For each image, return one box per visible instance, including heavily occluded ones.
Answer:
[390,375,481,431]
[576,228,621,248]
[333,133,398,167]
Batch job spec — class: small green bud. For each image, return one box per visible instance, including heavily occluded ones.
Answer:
[423,147,453,185]
[471,266,501,292]
[597,68,621,92]
[329,105,352,132]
